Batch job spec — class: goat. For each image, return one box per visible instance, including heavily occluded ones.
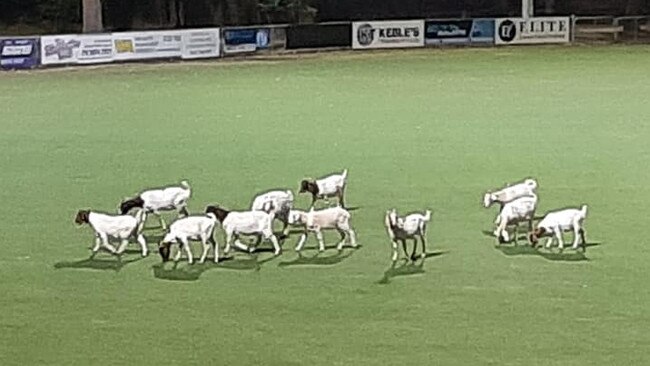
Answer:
[206,205,281,256]
[287,206,357,252]
[250,189,294,238]
[529,205,588,251]
[74,209,147,257]
[158,212,219,264]
[299,169,348,208]
[119,180,191,231]
[385,209,431,262]
[493,194,538,244]
[483,178,537,209]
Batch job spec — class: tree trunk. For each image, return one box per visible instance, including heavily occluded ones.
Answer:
[82,0,103,33]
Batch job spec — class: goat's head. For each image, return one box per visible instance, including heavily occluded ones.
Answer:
[287,210,306,226]
[528,227,547,247]
[299,180,318,195]
[119,196,144,215]
[483,192,496,208]
[75,210,90,225]
[158,242,171,262]
[205,205,229,223]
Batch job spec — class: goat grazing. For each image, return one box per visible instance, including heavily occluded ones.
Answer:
[483,178,537,209]
[299,169,348,208]
[287,206,357,252]
[250,189,294,237]
[206,205,281,256]
[529,205,588,251]
[493,194,538,244]
[385,209,431,262]
[119,180,191,231]
[74,209,147,257]
[158,211,219,264]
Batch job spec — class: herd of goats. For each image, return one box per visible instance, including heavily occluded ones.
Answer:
[74,169,589,265]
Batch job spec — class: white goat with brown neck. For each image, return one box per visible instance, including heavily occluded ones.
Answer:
[74,209,148,257]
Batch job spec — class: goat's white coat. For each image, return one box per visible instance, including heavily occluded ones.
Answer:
[484,178,537,208]
[86,211,147,256]
[251,189,294,235]
[221,210,281,255]
[493,194,538,243]
[536,205,588,250]
[315,169,348,198]
[288,206,357,252]
[385,209,431,261]
[133,181,191,230]
[161,214,219,264]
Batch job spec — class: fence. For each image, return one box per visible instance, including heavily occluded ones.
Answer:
[1,14,648,71]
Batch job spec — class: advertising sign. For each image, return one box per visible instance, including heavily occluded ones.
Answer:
[113,31,182,60]
[1,38,40,69]
[352,20,425,49]
[223,28,270,54]
[181,28,220,59]
[425,20,473,44]
[495,17,570,45]
[41,34,114,65]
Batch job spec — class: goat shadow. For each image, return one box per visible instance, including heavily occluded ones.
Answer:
[494,242,601,262]
[277,247,358,267]
[54,253,145,272]
[376,252,439,285]
[151,254,278,281]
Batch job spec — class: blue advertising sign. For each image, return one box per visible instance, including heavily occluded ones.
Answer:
[223,28,270,54]
[470,19,495,43]
[0,38,40,70]
[424,19,495,45]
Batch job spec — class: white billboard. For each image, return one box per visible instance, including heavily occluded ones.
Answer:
[495,17,570,45]
[41,34,114,65]
[352,20,425,49]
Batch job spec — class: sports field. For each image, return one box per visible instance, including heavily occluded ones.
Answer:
[1,45,649,365]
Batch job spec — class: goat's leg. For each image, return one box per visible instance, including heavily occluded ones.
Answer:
[117,239,129,255]
[554,228,565,252]
[178,206,189,218]
[336,228,346,250]
[579,228,587,252]
[401,239,409,259]
[391,240,399,262]
[233,234,250,253]
[337,187,346,208]
[267,233,281,256]
[136,234,148,257]
[90,235,102,257]
[295,232,308,252]
[315,230,326,252]
[208,236,219,263]
[199,236,210,264]
[348,229,357,247]
[410,236,419,261]
[513,224,519,246]
[180,237,193,264]
[419,233,427,259]
[154,212,167,231]
[99,233,117,254]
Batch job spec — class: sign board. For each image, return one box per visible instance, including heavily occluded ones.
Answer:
[41,34,114,65]
[113,31,182,60]
[495,17,570,45]
[181,28,221,59]
[1,38,40,69]
[223,28,270,54]
[352,20,425,49]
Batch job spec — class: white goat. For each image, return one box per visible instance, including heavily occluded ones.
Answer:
[250,189,294,237]
[120,180,191,231]
[529,205,588,251]
[74,209,147,257]
[484,178,537,209]
[158,213,219,264]
[385,209,431,262]
[493,194,538,244]
[288,206,357,252]
[300,169,348,208]
[206,206,281,256]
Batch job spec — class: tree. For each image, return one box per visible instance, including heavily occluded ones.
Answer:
[82,0,103,32]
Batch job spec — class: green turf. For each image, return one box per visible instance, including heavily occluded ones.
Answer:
[1,45,650,365]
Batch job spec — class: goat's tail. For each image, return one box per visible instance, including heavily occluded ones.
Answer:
[526,178,538,190]
[180,180,191,190]
[423,210,432,222]
[133,209,147,234]
[341,168,348,180]
[286,190,294,201]
[580,205,588,219]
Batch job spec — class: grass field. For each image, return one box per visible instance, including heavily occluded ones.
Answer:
[1,45,650,365]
